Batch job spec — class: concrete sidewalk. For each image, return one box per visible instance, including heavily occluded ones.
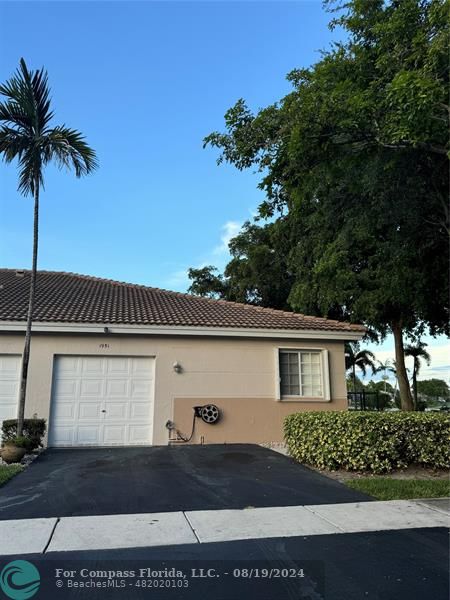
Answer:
[1,498,448,556]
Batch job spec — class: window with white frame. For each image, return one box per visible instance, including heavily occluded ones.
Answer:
[279,350,324,398]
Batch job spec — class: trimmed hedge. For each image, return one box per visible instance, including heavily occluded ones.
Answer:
[284,411,450,474]
[1,419,46,453]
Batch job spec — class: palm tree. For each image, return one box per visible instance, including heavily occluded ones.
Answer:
[375,359,396,396]
[345,343,377,392]
[404,341,431,410]
[0,59,97,435]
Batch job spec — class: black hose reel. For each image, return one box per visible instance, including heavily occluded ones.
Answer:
[194,404,221,424]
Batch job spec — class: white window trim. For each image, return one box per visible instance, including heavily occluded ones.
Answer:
[275,347,331,402]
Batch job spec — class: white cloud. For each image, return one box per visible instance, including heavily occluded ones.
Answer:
[212,221,242,256]
[164,219,245,292]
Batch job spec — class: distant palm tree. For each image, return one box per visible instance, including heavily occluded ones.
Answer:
[375,359,396,396]
[345,343,377,392]
[404,342,431,410]
[0,58,98,435]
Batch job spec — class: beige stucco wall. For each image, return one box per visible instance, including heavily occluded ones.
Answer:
[0,332,348,445]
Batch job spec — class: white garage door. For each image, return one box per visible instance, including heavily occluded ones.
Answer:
[49,356,155,447]
[0,355,20,430]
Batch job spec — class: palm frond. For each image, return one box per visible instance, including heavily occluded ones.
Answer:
[0,100,34,133]
[0,58,53,134]
[43,126,98,175]
[404,343,431,361]
[405,342,431,377]
[345,344,377,376]
[0,127,31,162]
[421,350,431,365]
[355,350,377,374]
[375,359,396,375]
[0,59,97,196]
[357,349,376,361]
[344,342,356,370]
[17,145,43,196]
[28,59,54,132]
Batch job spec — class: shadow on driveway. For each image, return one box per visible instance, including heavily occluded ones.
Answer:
[3,529,446,600]
[0,444,371,519]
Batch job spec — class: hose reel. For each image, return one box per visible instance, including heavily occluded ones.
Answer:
[194,404,221,424]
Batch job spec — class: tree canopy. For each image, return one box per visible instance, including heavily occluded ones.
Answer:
[189,0,449,410]
[416,378,450,400]
[188,220,293,309]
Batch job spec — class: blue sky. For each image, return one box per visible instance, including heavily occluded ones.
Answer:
[0,1,448,381]
[1,0,334,289]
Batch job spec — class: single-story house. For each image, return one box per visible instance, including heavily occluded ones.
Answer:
[0,269,364,447]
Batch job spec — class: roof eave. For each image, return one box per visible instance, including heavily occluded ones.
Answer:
[0,320,365,341]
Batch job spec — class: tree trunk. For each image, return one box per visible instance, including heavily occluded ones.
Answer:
[17,184,39,436]
[392,321,414,411]
[352,364,356,392]
[412,365,418,410]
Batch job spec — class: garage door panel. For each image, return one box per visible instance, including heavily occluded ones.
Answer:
[79,402,102,419]
[57,357,81,375]
[132,359,153,377]
[0,405,16,420]
[0,356,21,375]
[0,381,18,397]
[49,356,154,447]
[130,403,152,419]
[77,425,102,444]
[104,402,128,419]
[107,358,129,375]
[53,379,78,397]
[0,356,20,431]
[82,358,105,375]
[106,380,129,396]
[129,425,151,443]
[80,379,105,397]
[104,425,127,444]
[51,426,74,446]
[52,403,76,420]
[130,380,152,398]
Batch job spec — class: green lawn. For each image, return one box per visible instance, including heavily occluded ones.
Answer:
[0,464,24,487]
[345,478,450,501]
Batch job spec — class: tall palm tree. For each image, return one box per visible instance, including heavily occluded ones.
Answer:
[0,59,97,435]
[404,341,431,410]
[345,343,377,392]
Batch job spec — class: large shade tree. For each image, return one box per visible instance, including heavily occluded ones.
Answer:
[0,59,98,434]
[191,0,449,410]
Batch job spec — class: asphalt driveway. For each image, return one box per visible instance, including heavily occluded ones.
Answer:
[0,444,370,520]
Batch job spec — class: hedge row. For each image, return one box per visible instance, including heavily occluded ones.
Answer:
[284,411,450,474]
